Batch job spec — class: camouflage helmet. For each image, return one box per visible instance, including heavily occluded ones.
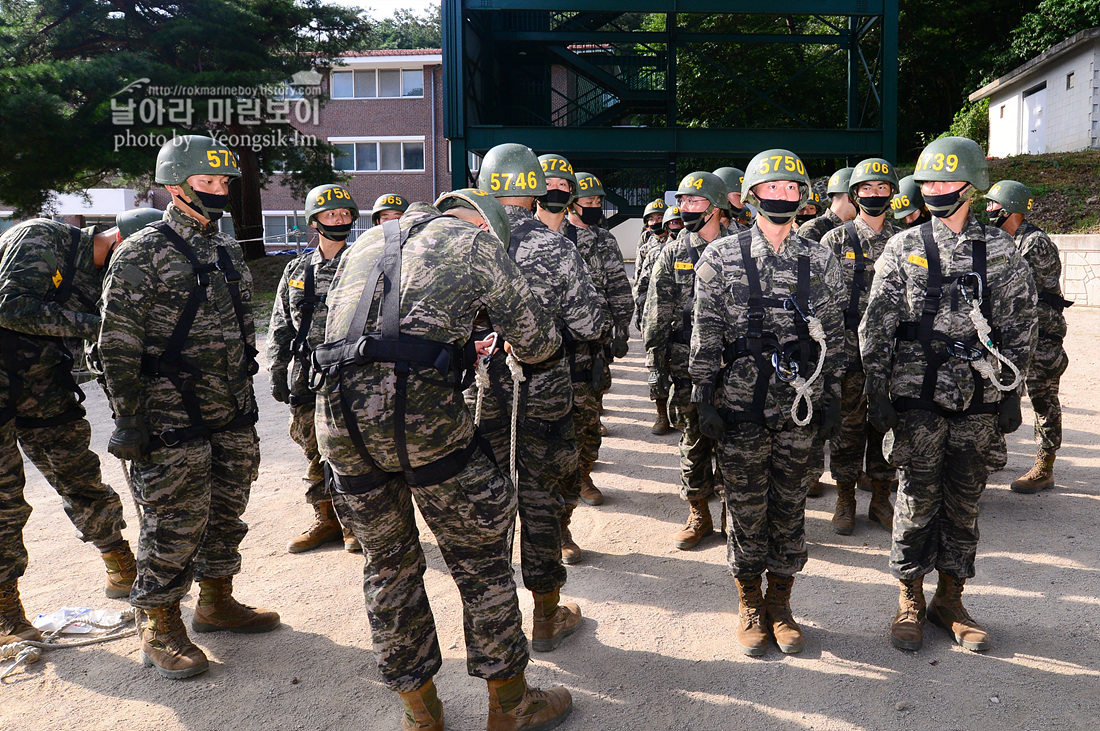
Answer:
[712,167,746,210]
[435,188,511,246]
[478,143,547,198]
[986,180,1034,215]
[537,154,577,189]
[848,158,900,197]
[370,193,408,225]
[116,208,163,240]
[891,175,925,219]
[826,167,855,196]
[662,205,682,228]
[575,172,605,198]
[305,184,360,225]
[155,135,240,184]
[912,136,989,190]
[675,171,727,208]
[742,149,811,202]
[643,199,667,219]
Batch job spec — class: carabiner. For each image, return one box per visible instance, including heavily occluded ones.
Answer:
[784,295,815,321]
[772,351,799,383]
[946,340,983,362]
[959,272,983,307]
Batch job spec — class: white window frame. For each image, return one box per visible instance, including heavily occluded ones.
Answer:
[330,68,425,99]
[329,136,426,173]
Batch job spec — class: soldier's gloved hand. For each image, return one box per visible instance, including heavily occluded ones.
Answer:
[867,391,898,433]
[592,360,611,393]
[270,367,290,404]
[696,400,726,441]
[998,390,1023,433]
[648,370,670,399]
[819,399,842,441]
[108,415,148,460]
[612,330,629,359]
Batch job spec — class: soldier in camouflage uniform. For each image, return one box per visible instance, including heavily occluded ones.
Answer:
[691,149,845,657]
[796,190,827,228]
[663,205,684,239]
[644,172,729,550]
[370,193,409,226]
[472,144,605,656]
[861,137,1037,653]
[819,158,902,535]
[100,136,279,679]
[0,217,136,646]
[713,167,750,232]
[634,199,668,284]
[986,180,1071,493]
[892,175,931,229]
[312,188,572,731]
[797,166,856,243]
[267,184,360,554]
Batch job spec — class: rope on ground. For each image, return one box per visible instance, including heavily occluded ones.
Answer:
[790,316,828,427]
[0,609,138,682]
[968,303,1022,392]
[505,353,526,487]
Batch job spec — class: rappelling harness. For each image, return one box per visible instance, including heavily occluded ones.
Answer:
[287,259,323,407]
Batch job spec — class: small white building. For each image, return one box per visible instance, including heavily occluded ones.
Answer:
[970,27,1100,158]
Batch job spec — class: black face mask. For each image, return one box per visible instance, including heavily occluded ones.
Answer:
[181,189,229,222]
[924,185,970,218]
[795,214,816,225]
[537,188,572,214]
[729,204,744,216]
[755,198,801,225]
[647,222,663,234]
[988,209,1011,228]
[316,221,354,242]
[857,195,892,217]
[576,204,602,227]
[680,208,711,233]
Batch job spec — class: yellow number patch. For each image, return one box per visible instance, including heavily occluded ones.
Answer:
[52,269,63,288]
[845,251,856,259]
[288,279,305,289]
[907,254,928,269]
[674,261,694,270]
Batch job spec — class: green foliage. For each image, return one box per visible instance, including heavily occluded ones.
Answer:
[366,7,441,49]
[943,98,989,149]
[992,0,1100,75]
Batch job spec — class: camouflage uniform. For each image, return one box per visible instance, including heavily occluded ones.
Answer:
[313,205,562,692]
[796,208,843,243]
[633,231,667,329]
[589,224,633,394]
[860,215,1037,580]
[644,230,718,500]
[690,225,845,576]
[266,247,346,504]
[1013,221,1068,452]
[99,204,260,609]
[819,217,900,484]
[0,220,125,585]
[469,205,605,592]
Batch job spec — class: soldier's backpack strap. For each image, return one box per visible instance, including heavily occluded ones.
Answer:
[289,261,320,365]
[562,221,578,246]
[1038,291,1074,310]
[48,226,83,307]
[506,218,543,261]
[668,240,703,346]
[215,245,260,377]
[842,221,868,332]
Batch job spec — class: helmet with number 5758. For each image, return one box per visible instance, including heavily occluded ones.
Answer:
[478,143,547,198]
[306,184,360,225]
[912,136,989,191]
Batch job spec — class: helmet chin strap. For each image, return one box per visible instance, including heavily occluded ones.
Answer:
[178,181,213,221]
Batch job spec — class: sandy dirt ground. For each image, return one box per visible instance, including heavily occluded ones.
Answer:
[3,308,1100,731]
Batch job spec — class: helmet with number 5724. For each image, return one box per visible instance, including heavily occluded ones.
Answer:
[741,149,811,206]
[478,143,547,198]
[912,136,989,190]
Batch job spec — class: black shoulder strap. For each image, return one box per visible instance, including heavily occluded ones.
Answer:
[507,218,542,261]
[917,222,945,402]
[290,261,318,360]
[843,221,867,331]
[50,226,83,306]
[563,222,578,245]
[215,245,259,375]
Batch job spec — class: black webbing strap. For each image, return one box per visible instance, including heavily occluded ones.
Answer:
[843,221,868,332]
[507,218,543,261]
[215,245,260,376]
[290,262,319,363]
[916,222,946,403]
[741,233,782,420]
[563,222,578,245]
[1038,291,1074,310]
[49,226,82,306]
[146,407,258,452]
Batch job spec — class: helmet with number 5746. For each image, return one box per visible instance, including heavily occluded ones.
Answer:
[912,136,989,190]
[478,143,547,198]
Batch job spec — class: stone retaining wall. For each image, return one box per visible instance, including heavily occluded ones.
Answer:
[1053,234,1100,306]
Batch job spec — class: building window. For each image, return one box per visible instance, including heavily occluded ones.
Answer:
[1000,104,1005,118]
[446,142,482,174]
[263,214,307,245]
[1067,72,1075,89]
[331,138,425,172]
[331,68,425,99]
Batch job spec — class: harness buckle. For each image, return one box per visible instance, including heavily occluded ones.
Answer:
[946,340,984,362]
[771,351,799,383]
[784,296,815,321]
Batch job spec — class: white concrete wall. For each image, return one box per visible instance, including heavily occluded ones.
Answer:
[1043,51,1095,152]
[988,91,1022,157]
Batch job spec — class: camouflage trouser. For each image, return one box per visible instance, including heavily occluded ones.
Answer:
[884,410,996,580]
[831,370,892,483]
[482,414,575,594]
[0,417,125,584]
[670,378,716,501]
[330,450,528,693]
[1026,337,1068,452]
[717,422,817,578]
[289,402,327,504]
[125,426,259,608]
[572,381,602,472]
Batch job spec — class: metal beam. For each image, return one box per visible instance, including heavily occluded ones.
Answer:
[465,0,885,14]
[504,31,849,45]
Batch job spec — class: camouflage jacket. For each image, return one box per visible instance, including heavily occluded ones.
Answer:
[266,245,347,396]
[1014,221,1067,341]
[797,208,843,243]
[643,230,714,380]
[633,232,669,324]
[99,204,257,431]
[546,218,608,372]
[591,224,635,342]
[689,224,845,429]
[0,219,103,417]
[819,216,900,370]
[316,205,561,475]
[860,214,1038,412]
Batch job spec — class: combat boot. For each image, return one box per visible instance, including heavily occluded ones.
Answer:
[286,499,342,553]
[764,573,803,654]
[397,678,444,731]
[578,467,604,506]
[651,398,672,435]
[1011,448,1056,494]
[927,573,991,652]
[487,673,572,731]
[191,577,280,634]
[530,588,581,652]
[139,604,209,679]
[560,507,582,565]
[672,498,713,550]
[0,580,41,645]
[890,577,926,651]
[342,525,361,552]
[101,541,137,599]
[806,476,824,498]
[868,480,894,530]
[831,481,857,535]
[734,575,769,656]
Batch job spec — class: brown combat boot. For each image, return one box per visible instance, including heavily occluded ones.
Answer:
[831,481,857,535]
[806,476,824,498]
[891,577,926,651]
[651,397,672,435]
[1011,448,1056,494]
[764,573,803,654]
[342,525,361,552]
[530,588,581,652]
[868,480,894,530]
[487,673,572,731]
[672,498,713,550]
[286,499,342,553]
[560,507,582,566]
[397,678,444,731]
[0,580,42,645]
[191,577,280,634]
[927,573,991,652]
[734,575,769,656]
[578,467,604,506]
[139,604,210,678]
[102,541,137,599]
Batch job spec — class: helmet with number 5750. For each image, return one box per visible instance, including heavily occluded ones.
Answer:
[478,143,547,198]
[741,149,811,204]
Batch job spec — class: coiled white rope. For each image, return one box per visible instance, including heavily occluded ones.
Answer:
[790,316,828,427]
[0,609,137,682]
[968,303,1022,392]
[505,353,526,487]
